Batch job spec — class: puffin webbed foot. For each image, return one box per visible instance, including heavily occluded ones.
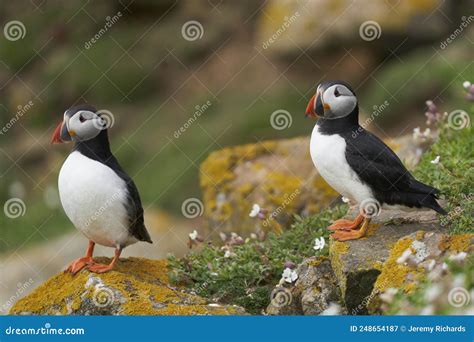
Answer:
[66,257,93,275]
[330,217,370,241]
[327,214,364,231]
[88,248,122,274]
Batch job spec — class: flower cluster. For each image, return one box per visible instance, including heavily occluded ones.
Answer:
[463,81,474,102]
[424,100,443,125]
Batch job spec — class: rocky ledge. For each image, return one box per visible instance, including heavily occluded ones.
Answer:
[267,207,473,315]
[10,258,245,315]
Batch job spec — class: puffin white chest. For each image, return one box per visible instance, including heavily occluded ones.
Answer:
[310,125,373,203]
[58,151,135,248]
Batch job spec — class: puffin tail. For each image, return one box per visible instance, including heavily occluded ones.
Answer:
[420,195,448,215]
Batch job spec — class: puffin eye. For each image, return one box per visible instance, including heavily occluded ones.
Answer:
[79,114,86,123]
[334,87,341,97]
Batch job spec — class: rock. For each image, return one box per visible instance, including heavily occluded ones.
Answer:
[0,208,194,315]
[200,135,431,240]
[258,0,444,55]
[200,138,338,239]
[10,258,246,315]
[266,257,343,315]
[329,207,446,315]
[368,231,474,314]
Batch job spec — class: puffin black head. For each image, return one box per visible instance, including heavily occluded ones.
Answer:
[51,105,107,144]
[306,81,358,120]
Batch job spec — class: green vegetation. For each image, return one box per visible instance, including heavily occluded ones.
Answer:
[168,206,347,314]
[414,106,473,234]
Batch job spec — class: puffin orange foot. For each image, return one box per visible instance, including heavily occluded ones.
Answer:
[331,217,370,241]
[88,247,122,274]
[65,257,93,275]
[327,214,364,231]
[87,262,115,273]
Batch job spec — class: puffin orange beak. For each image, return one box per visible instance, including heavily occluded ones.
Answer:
[51,121,63,144]
[305,94,317,118]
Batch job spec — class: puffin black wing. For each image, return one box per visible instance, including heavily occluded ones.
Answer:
[344,128,446,214]
[105,157,153,244]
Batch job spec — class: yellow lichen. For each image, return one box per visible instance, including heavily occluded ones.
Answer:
[415,231,426,240]
[308,256,328,267]
[10,258,239,316]
[372,237,424,294]
[366,223,381,237]
[329,240,350,295]
[438,234,473,253]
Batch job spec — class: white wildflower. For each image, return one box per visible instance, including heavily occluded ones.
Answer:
[320,303,341,315]
[341,196,350,203]
[249,204,261,217]
[420,305,434,315]
[379,288,398,303]
[396,249,412,264]
[189,230,198,240]
[412,127,422,140]
[449,252,467,262]
[224,250,236,258]
[430,155,440,164]
[282,267,298,283]
[424,284,442,302]
[463,81,471,89]
[313,237,326,251]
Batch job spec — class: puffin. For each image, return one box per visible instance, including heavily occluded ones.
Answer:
[52,104,152,274]
[306,81,446,241]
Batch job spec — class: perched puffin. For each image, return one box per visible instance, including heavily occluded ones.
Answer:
[52,105,152,274]
[306,81,446,241]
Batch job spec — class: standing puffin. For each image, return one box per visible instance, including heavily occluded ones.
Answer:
[306,81,446,241]
[52,105,152,274]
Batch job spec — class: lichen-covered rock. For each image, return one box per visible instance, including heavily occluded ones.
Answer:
[258,0,442,54]
[200,135,431,240]
[10,258,246,315]
[200,138,338,239]
[329,207,446,315]
[266,257,343,315]
[368,231,473,313]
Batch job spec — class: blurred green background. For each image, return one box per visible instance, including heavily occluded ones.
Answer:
[0,0,472,254]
